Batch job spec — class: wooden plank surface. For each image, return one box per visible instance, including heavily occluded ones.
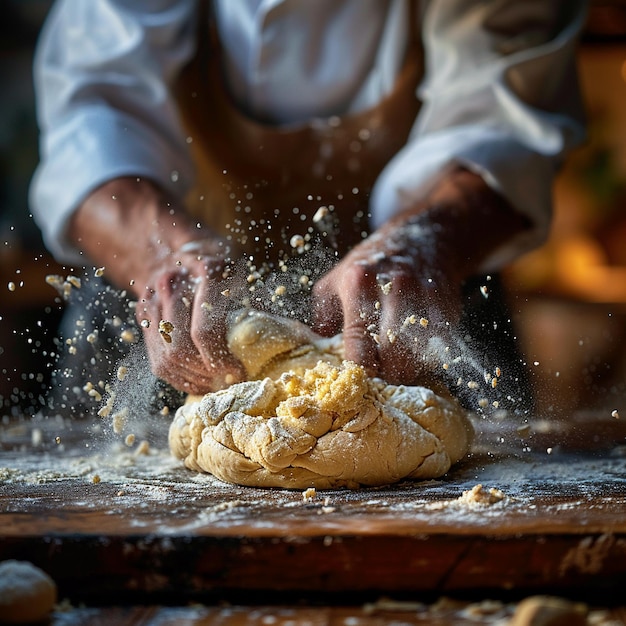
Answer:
[1,412,626,605]
[44,601,626,626]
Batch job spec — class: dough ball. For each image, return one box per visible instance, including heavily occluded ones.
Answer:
[0,560,57,624]
[170,360,473,489]
[170,310,473,489]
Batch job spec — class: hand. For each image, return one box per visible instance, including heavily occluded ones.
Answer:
[70,177,246,394]
[311,168,530,386]
[135,246,248,395]
[311,214,464,387]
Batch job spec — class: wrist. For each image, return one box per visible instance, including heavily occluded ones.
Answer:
[69,177,209,293]
[385,168,531,280]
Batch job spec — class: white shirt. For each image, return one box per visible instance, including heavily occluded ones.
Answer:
[30,0,587,270]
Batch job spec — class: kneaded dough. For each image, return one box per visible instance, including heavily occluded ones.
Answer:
[0,560,57,624]
[169,309,473,488]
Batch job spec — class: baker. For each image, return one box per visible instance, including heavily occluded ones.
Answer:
[30,1,586,410]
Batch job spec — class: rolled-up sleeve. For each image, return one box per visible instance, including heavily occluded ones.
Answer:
[370,0,587,270]
[30,0,197,263]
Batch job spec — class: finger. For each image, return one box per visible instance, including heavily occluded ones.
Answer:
[158,266,244,392]
[163,361,215,396]
[191,275,247,389]
[378,300,464,389]
[140,317,215,395]
[338,274,382,376]
[364,271,433,384]
[137,272,217,394]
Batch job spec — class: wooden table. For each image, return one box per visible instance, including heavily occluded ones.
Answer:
[2,411,626,623]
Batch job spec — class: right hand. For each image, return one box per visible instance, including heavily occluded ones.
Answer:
[136,245,247,395]
[70,177,246,394]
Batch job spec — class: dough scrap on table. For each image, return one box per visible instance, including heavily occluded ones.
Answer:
[0,560,57,624]
[168,309,474,489]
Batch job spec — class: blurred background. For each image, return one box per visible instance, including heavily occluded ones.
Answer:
[1,1,626,419]
[0,1,64,417]
[507,1,626,417]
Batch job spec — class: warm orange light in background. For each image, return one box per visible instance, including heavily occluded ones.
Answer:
[620,57,626,82]
[505,42,626,415]
[555,236,626,303]
[507,45,626,306]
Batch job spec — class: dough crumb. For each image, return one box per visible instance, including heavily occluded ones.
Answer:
[380,281,392,295]
[158,320,174,343]
[459,484,506,507]
[302,487,316,502]
[313,206,329,222]
[289,234,305,249]
[0,560,57,624]
[119,328,137,343]
[135,440,150,456]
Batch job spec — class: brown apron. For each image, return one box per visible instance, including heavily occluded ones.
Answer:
[176,2,423,265]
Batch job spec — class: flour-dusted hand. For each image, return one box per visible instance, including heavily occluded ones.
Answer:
[70,177,246,395]
[311,168,531,386]
[137,250,247,395]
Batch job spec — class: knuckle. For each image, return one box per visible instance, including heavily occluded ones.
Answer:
[151,356,174,381]
[388,272,416,293]
[154,269,179,293]
[342,262,378,289]
[343,326,368,345]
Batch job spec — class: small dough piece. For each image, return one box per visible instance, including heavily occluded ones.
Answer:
[169,310,473,489]
[0,560,57,624]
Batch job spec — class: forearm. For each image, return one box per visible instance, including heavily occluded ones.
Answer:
[380,168,532,283]
[371,1,585,266]
[31,1,197,265]
[68,177,212,295]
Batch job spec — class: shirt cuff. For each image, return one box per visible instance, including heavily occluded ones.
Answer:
[29,105,193,265]
[369,124,560,272]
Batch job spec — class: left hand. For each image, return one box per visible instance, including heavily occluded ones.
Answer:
[311,168,530,386]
